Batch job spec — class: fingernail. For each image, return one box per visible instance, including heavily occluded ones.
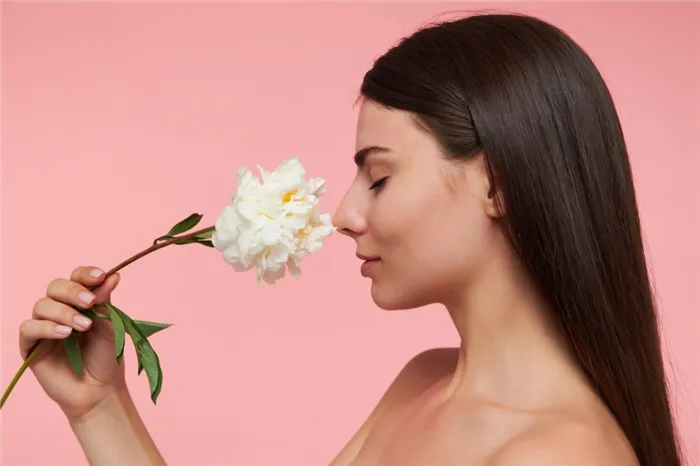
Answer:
[90,268,104,278]
[73,315,92,328]
[79,291,95,305]
[55,325,72,335]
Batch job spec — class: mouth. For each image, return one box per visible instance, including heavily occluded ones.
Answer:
[357,253,381,277]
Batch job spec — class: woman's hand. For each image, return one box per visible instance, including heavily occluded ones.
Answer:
[19,265,126,421]
[18,265,168,465]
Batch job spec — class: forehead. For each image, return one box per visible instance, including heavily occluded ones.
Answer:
[355,99,440,158]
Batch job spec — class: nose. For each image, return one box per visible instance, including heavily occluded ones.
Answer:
[332,187,368,238]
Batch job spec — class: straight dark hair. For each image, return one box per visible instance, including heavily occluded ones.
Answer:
[359,12,683,466]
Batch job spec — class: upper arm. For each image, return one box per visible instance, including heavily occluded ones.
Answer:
[329,347,458,466]
[488,420,638,466]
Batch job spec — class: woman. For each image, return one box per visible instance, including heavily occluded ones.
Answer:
[18,13,683,466]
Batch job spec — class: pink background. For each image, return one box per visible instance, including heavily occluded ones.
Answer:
[1,2,698,465]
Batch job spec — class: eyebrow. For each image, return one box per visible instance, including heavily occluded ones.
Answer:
[354,145,392,168]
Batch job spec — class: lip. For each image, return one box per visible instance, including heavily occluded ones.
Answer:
[356,253,380,261]
[358,253,381,277]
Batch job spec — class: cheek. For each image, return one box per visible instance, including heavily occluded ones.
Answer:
[366,186,495,309]
[368,182,441,248]
[371,184,491,280]
[371,179,482,257]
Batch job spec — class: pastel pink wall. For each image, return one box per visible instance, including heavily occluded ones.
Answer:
[2,2,698,465]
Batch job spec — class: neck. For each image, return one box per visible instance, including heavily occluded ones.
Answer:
[440,243,590,409]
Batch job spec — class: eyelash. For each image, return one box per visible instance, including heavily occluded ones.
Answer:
[368,176,389,191]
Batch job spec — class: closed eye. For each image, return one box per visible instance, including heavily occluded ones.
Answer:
[369,176,388,191]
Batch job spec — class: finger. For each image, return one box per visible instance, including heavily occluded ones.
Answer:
[19,319,72,359]
[33,296,93,332]
[46,277,98,310]
[91,273,121,304]
[70,266,107,288]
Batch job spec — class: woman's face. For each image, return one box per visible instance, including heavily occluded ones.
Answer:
[332,99,502,310]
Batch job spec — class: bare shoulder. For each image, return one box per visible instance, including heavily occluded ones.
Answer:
[357,346,458,419]
[488,416,638,466]
[329,347,458,466]
[398,347,460,386]
[349,347,458,427]
[370,347,459,414]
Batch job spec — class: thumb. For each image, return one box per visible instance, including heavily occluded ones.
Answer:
[92,273,121,304]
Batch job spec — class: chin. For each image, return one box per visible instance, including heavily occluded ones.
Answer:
[369,280,433,311]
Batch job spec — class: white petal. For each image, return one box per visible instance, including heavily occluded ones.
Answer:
[287,259,303,278]
[238,228,255,257]
[261,265,286,284]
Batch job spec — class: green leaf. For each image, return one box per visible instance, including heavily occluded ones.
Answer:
[135,337,161,403]
[106,306,126,363]
[167,213,203,236]
[107,304,164,404]
[86,303,169,402]
[133,320,172,338]
[63,335,84,377]
[73,305,100,320]
[195,230,213,239]
[174,237,198,245]
[152,352,163,399]
[174,237,214,248]
[81,308,99,320]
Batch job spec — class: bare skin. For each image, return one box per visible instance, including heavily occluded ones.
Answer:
[18,100,638,465]
[18,267,167,466]
[329,348,637,466]
[329,100,639,466]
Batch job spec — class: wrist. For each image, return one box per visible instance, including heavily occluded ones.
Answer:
[66,386,133,427]
[67,386,166,466]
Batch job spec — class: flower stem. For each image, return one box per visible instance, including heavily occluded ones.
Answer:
[0,225,215,410]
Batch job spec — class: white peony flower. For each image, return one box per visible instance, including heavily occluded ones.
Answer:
[212,157,335,284]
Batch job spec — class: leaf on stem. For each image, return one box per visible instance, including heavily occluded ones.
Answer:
[75,305,127,364]
[63,335,84,377]
[134,319,170,375]
[173,237,214,248]
[153,215,211,245]
[81,308,99,320]
[167,213,203,236]
[133,320,172,338]
[73,305,99,319]
[105,306,126,363]
[105,304,164,404]
[194,230,213,239]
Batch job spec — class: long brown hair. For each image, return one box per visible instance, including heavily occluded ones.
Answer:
[359,12,683,466]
